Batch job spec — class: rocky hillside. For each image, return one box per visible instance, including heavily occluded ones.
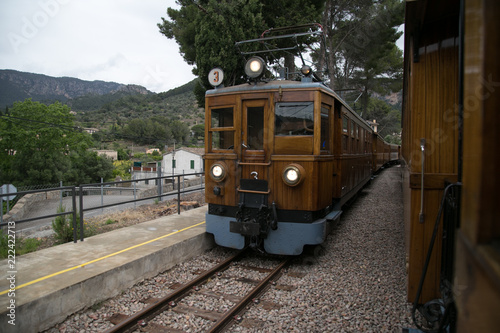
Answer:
[0,69,151,108]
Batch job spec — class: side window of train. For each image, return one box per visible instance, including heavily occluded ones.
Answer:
[351,121,355,153]
[342,116,348,153]
[355,125,360,153]
[359,127,363,153]
[210,107,234,150]
[365,131,372,153]
[321,104,330,152]
[275,102,314,136]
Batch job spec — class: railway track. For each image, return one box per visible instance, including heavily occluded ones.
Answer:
[104,249,292,333]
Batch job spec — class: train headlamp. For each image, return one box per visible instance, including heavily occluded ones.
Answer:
[245,56,265,79]
[301,65,312,76]
[210,162,227,182]
[282,164,305,187]
[286,168,299,182]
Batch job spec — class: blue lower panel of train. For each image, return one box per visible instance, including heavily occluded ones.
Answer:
[206,213,328,255]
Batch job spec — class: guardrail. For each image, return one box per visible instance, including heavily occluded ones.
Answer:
[0,172,205,242]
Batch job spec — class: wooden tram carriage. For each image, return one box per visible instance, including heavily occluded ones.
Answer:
[203,26,398,255]
[403,0,500,331]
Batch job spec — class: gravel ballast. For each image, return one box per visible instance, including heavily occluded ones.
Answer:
[45,165,414,332]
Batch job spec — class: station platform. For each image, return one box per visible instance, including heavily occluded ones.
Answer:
[0,206,214,333]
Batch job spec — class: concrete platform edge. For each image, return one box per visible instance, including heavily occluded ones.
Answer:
[0,232,215,333]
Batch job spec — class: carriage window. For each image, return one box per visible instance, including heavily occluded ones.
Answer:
[321,105,330,151]
[342,116,349,152]
[210,107,234,150]
[355,125,359,152]
[359,127,366,153]
[247,106,264,150]
[211,107,233,128]
[275,102,314,136]
[212,131,234,149]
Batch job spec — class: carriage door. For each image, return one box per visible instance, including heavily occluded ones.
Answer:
[238,99,270,208]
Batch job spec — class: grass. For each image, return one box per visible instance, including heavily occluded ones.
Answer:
[0,230,42,258]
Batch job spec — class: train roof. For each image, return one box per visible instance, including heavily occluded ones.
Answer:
[205,79,332,95]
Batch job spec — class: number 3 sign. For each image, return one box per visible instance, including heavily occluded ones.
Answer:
[208,68,224,87]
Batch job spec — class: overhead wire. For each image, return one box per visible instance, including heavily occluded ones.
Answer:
[0,114,82,132]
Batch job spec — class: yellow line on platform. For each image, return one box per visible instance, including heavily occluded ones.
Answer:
[0,221,205,295]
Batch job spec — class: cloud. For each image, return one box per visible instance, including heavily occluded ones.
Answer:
[0,0,195,92]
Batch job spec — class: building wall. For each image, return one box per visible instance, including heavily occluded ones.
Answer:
[162,149,204,179]
[132,165,159,187]
[93,150,118,160]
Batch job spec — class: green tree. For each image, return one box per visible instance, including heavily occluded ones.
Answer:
[365,97,401,140]
[191,123,205,139]
[122,118,171,146]
[159,0,265,106]
[170,119,190,144]
[65,150,114,184]
[347,0,403,112]
[320,0,404,113]
[158,0,325,106]
[117,148,129,161]
[112,160,133,180]
[259,0,326,72]
[157,0,402,131]
[0,100,94,185]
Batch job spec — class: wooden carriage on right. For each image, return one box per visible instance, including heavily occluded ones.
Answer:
[402,0,500,331]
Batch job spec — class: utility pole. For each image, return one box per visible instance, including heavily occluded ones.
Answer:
[172,140,176,189]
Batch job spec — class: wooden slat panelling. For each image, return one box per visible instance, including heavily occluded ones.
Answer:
[204,159,237,207]
[407,189,445,303]
[270,160,313,211]
[455,0,500,331]
[409,173,458,189]
[403,3,460,303]
[439,20,459,174]
[274,136,313,155]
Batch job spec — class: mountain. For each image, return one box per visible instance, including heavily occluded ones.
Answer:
[0,69,151,108]
[74,79,204,129]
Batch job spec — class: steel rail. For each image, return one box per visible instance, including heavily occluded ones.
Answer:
[104,250,246,333]
[207,257,291,333]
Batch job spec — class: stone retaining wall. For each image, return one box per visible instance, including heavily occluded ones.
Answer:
[2,190,60,223]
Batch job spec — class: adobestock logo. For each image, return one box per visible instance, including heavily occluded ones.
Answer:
[7,0,72,54]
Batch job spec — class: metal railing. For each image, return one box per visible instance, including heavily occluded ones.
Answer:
[0,172,205,242]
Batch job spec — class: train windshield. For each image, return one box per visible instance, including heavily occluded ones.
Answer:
[275,102,314,136]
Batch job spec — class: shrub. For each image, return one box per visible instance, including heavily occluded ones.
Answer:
[0,229,41,258]
[51,205,95,243]
[18,237,41,254]
[0,229,8,258]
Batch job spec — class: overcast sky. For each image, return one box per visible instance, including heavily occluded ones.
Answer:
[1,1,405,94]
[0,0,196,93]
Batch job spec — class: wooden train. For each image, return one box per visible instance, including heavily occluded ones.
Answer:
[203,26,399,255]
[402,0,500,331]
